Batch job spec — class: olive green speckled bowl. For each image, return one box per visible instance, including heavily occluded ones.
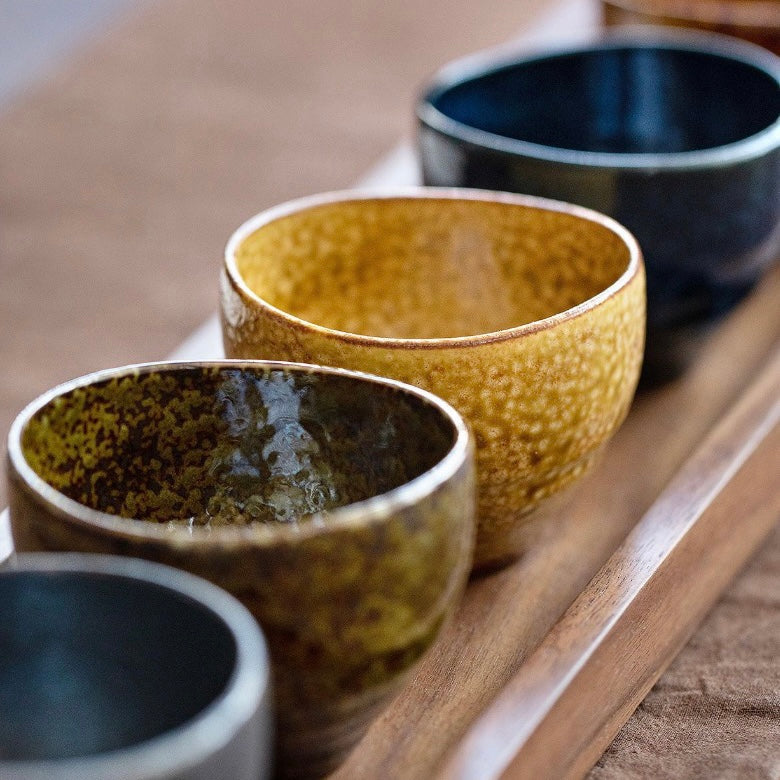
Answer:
[6,361,475,779]
[221,189,646,570]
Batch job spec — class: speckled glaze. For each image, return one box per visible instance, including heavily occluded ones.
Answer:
[418,32,780,383]
[220,190,645,570]
[602,1,780,54]
[7,362,475,779]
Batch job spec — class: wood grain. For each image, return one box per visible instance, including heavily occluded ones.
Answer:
[442,345,779,779]
[333,264,780,778]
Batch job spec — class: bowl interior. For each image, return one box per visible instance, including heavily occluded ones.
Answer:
[428,46,779,154]
[233,197,632,338]
[20,366,456,527]
[0,569,235,760]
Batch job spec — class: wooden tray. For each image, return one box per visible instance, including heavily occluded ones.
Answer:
[324,261,778,779]
[157,234,779,778]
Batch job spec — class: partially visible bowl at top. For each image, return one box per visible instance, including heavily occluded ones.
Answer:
[7,361,475,779]
[418,30,780,384]
[220,188,645,571]
[602,0,780,54]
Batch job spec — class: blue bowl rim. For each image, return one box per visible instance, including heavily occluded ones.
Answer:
[417,27,780,172]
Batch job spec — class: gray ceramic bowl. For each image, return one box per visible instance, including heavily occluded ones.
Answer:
[418,29,780,384]
[0,553,272,780]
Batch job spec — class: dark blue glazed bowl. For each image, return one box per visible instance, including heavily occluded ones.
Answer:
[418,30,780,384]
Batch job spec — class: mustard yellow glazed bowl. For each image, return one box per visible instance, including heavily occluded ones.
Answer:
[221,189,646,570]
[6,361,475,779]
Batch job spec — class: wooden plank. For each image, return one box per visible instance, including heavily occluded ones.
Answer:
[442,345,779,779]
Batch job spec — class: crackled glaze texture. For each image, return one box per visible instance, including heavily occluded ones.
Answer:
[8,363,475,779]
[221,192,645,569]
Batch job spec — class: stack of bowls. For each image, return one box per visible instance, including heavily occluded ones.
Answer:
[7,190,646,777]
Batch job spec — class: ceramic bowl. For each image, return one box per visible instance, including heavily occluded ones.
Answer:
[602,1,780,54]
[220,189,645,571]
[6,361,474,779]
[0,553,271,780]
[418,31,780,384]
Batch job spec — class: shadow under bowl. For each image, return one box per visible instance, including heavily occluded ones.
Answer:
[221,189,645,570]
[418,30,780,384]
[6,361,475,779]
[602,0,780,54]
[0,553,271,780]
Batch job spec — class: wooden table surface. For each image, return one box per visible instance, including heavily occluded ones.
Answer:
[0,0,777,776]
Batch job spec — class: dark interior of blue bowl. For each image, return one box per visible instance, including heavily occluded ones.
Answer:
[0,570,236,760]
[429,46,779,153]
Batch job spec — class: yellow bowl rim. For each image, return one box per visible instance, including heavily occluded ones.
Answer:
[223,187,643,350]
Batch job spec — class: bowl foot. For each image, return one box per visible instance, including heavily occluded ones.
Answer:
[471,486,582,574]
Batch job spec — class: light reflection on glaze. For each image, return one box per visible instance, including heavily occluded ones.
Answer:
[191,371,342,529]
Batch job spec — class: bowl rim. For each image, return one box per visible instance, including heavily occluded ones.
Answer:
[7,360,472,548]
[223,187,643,349]
[416,27,780,171]
[0,552,269,779]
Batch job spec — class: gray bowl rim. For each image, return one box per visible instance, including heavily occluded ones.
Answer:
[0,552,270,780]
[7,360,471,548]
[417,26,780,171]
[223,187,643,348]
